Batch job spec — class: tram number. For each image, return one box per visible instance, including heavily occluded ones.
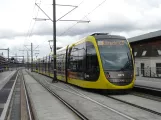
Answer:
[118,74,124,77]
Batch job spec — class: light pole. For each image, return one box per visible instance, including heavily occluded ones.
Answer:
[48,40,53,52]
[35,53,39,60]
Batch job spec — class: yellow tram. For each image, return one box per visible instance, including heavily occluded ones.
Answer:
[34,33,135,90]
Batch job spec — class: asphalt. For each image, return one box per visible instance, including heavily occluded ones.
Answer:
[0,108,2,116]
[0,71,16,91]
[0,89,11,103]
[0,71,12,80]
[0,79,15,103]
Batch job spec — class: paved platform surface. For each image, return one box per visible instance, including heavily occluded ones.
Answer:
[135,76,161,90]
[0,71,16,90]
[0,70,16,117]
[23,70,80,120]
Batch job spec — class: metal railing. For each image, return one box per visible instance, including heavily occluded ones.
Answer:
[135,67,161,78]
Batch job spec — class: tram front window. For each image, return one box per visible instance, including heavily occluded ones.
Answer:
[97,39,133,71]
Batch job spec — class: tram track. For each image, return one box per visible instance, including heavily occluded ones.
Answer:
[45,78,161,116]
[62,83,161,117]
[130,91,161,102]
[28,71,140,120]
[26,70,89,120]
[0,70,34,120]
[21,70,34,120]
[28,71,161,119]
[54,80,161,117]
[48,79,161,117]
[105,95,161,116]
[68,84,161,116]
[134,85,161,98]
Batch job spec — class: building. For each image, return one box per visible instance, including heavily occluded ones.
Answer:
[128,30,161,77]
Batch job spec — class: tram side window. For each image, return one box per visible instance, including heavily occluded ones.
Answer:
[86,42,99,81]
[57,51,66,75]
[69,46,78,72]
[69,43,86,73]
[77,43,86,72]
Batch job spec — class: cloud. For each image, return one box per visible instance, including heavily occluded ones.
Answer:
[1,0,160,39]
[1,0,161,59]
[0,29,25,39]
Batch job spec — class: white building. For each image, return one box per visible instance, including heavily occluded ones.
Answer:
[128,30,161,77]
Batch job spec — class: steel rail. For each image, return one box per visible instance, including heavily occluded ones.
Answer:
[30,74,136,120]
[131,91,161,102]
[31,71,161,118]
[26,70,89,120]
[64,84,161,116]
[106,95,161,116]
[22,71,33,120]
[134,85,161,92]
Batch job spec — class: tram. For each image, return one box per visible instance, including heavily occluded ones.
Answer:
[34,33,135,90]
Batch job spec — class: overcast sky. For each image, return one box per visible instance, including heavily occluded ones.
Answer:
[0,0,161,61]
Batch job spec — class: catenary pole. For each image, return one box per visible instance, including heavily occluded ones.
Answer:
[52,0,57,82]
[31,43,33,72]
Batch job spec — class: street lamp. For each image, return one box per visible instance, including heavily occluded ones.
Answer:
[35,53,39,60]
[48,40,54,52]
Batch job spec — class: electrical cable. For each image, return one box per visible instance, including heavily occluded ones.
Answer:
[59,0,106,36]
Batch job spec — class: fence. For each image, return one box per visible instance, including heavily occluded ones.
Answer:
[136,67,161,78]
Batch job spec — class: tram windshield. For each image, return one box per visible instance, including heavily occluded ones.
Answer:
[97,39,133,71]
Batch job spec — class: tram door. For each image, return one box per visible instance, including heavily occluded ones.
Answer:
[141,63,144,76]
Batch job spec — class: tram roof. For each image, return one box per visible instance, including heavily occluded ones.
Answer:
[91,33,126,40]
[128,29,161,43]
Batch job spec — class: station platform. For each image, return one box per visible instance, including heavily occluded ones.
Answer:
[23,70,79,120]
[0,71,16,90]
[0,70,16,117]
[135,76,161,90]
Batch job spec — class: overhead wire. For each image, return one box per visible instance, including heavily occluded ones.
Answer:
[22,0,41,60]
[59,0,107,36]
[23,0,106,58]
[27,0,42,41]
[33,0,84,51]
[23,0,40,52]
[24,0,39,41]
